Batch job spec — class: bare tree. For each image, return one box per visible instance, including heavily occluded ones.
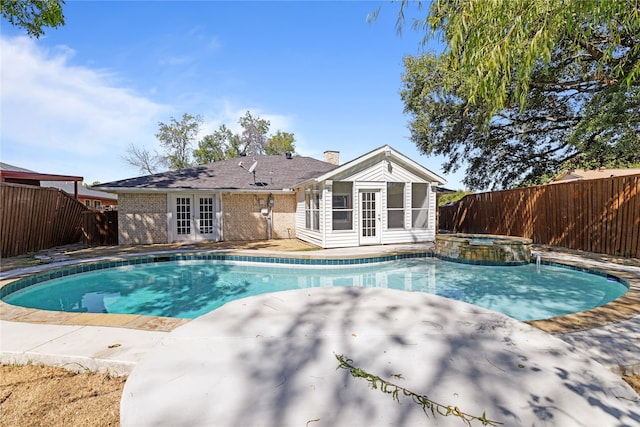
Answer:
[122,143,163,175]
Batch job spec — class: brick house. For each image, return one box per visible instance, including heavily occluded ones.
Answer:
[95,145,445,248]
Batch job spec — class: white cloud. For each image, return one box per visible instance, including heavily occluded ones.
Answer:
[0,36,169,171]
[0,35,311,182]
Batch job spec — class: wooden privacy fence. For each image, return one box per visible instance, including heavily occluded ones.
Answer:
[438,174,640,258]
[82,210,118,246]
[1,183,89,258]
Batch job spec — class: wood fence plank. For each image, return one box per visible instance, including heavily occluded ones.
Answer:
[580,180,588,251]
[605,178,613,256]
[549,184,557,246]
[620,176,631,256]
[590,180,597,253]
[437,174,640,258]
[614,177,623,255]
[0,183,90,258]
[594,179,604,254]
[628,176,640,257]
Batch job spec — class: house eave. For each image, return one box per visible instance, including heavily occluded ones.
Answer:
[0,170,83,182]
[308,145,447,185]
[97,187,296,194]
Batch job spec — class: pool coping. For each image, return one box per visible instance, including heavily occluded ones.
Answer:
[1,247,639,335]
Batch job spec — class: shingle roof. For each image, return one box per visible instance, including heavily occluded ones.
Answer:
[553,168,640,183]
[0,162,34,173]
[94,155,338,192]
[0,162,83,182]
[41,181,117,200]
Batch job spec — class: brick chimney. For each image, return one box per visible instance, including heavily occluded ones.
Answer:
[323,150,340,165]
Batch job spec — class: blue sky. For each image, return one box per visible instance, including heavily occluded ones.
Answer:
[1,1,465,189]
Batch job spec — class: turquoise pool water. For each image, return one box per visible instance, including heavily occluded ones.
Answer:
[3,258,627,321]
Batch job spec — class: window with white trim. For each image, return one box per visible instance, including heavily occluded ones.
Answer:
[176,197,191,235]
[412,183,429,228]
[199,197,214,234]
[386,182,405,229]
[332,181,353,230]
[305,186,320,231]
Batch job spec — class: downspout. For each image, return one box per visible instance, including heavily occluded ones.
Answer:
[266,193,274,240]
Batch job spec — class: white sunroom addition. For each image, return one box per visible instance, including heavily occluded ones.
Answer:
[295,145,446,248]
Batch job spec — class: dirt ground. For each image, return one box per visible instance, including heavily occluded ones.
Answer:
[0,364,125,427]
[625,374,640,393]
[0,364,638,427]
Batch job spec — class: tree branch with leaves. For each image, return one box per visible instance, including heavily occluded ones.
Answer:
[335,354,502,426]
[155,113,202,170]
[1,0,65,38]
[395,0,639,189]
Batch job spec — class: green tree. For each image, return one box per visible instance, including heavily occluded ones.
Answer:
[194,111,296,163]
[1,0,65,38]
[438,190,473,207]
[193,125,237,164]
[395,0,640,189]
[156,113,202,170]
[265,130,296,155]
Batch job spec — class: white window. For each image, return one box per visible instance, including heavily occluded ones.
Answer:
[386,182,405,229]
[199,197,214,234]
[332,181,353,230]
[176,197,191,235]
[305,186,320,231]
[412,183,429,229]
[93,200,101,209]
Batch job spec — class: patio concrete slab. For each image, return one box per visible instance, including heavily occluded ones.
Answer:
[121,287,640,427]
[557,312,640,376]
[0,320,168,376]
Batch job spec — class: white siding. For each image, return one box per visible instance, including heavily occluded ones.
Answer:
[382,229,435,244]
[347,160,426,184]
[295,189,323,246]
[295,154,441,248]
[428,183,437,231]
[322,181,360,248]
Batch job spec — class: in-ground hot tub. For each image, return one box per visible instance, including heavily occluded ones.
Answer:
[435,233,532,265]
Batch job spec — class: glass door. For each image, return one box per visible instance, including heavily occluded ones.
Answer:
[172,194,221,242]
[359,190,381,245]
[196,196,219,240]
[175,196,192,241]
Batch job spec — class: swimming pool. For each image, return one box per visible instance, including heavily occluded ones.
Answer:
[1,254,628,321]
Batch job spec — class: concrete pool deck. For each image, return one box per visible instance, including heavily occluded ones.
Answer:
[1,242,639,426]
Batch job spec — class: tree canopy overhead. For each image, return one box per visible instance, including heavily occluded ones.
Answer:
[396,0,640,189]
[1,0,65,38]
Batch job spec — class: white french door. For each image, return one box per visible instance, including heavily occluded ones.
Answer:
[172,194,220,242]
[359,190,381,245]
